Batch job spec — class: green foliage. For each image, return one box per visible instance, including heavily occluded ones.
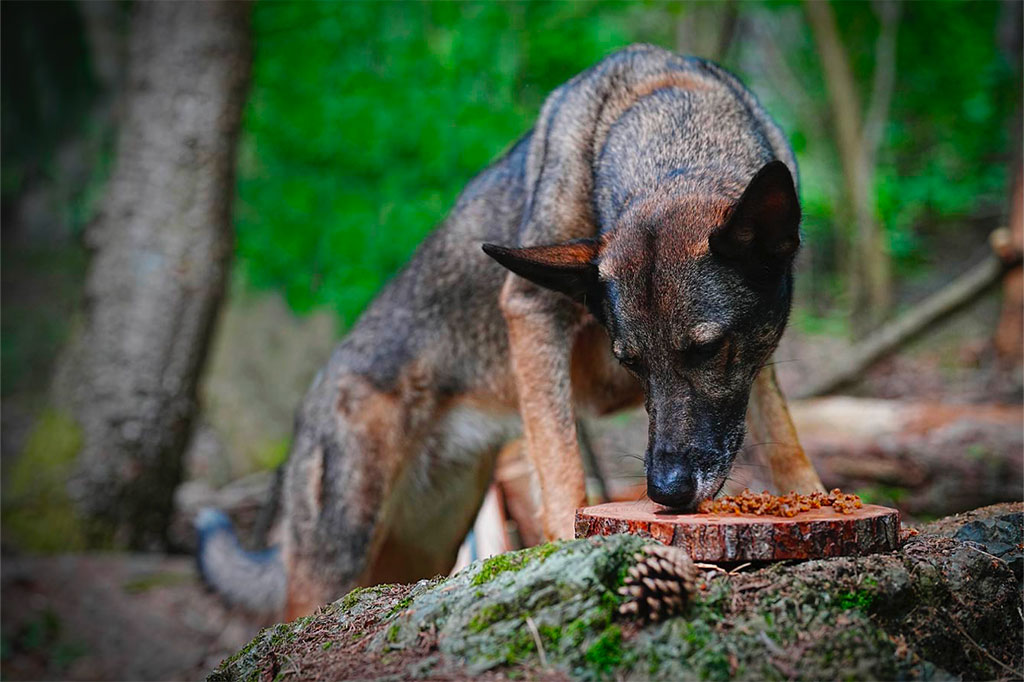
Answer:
[1,246,88,399]
[0,1,98,203]
[238,2,1018,326]
[236,1,675,325]
[252,438,291,472]
[873,1,1016,266]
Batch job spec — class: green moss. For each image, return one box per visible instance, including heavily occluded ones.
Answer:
[835,590,875,611]
[565,618,589,648]
[121,571,191,594]
[584,625,623,674]
[338,587,371,611]
[538,625,562,648]
[386,624,400,643]
[470,543,560,586]
[253,438,291,471]
[321,640,333,651]
[2,409,101,552]
[468,603,509,633]
[212,622,299,682]
[388,595,413,617]
[337,584,393,612]
[503,627,536,664]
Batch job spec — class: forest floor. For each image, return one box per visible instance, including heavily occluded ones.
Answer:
[1,553,264,681]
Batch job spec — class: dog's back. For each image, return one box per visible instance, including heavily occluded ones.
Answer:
[197,44,800,615]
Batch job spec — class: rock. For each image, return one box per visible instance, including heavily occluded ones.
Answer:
[918,501,1024,581]
[210,504,1024,681]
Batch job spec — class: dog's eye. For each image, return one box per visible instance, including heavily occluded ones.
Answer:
[686,336,726,365]
[617,354,644,372]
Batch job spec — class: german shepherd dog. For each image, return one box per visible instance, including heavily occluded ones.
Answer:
[197,44,824,618]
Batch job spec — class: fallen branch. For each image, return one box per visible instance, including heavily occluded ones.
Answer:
[798,232,1022,399]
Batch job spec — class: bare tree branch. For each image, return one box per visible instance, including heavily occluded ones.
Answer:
[862,0,901,174]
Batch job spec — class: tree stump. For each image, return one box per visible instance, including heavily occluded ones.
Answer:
[575,500,900,561]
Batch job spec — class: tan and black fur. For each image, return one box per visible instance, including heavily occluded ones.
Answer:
[197,44,824,619]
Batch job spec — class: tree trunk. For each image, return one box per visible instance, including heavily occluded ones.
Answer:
[994,170,1023,362]
[994,1,1023,364]
[675,1,739,62]
[805,0,897,337]
[63,1,251,548]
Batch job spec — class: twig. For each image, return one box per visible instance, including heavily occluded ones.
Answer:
[862,0,901,172]
[759,631,787,657]
[735,580,772,593]
[798,251,1016,398]
[961,543,1005,563]
[944,610,1020,677]
[524,616,549,669]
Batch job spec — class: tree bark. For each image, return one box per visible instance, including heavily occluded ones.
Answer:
[675,1,739,62]
[63,1,251,548]
[994,170,1023,362]
[994,2,1023,364]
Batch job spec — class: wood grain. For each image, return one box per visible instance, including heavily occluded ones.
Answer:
[575,500,900,561]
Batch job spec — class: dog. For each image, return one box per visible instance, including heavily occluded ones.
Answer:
[197,43,824,619]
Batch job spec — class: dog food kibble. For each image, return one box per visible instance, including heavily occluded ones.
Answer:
[696,488,863,517]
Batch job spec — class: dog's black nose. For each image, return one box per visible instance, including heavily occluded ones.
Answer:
[647,451,697,510]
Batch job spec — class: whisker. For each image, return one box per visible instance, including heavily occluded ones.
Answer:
[730,462,770,470]
[611,453,645,463]
[757,358,801,370]
[739,441,786,452]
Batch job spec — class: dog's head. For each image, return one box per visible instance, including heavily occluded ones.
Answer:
[484,161,799,510]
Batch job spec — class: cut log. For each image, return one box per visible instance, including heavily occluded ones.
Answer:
[790,398,1023,517]
[575,500,900,561]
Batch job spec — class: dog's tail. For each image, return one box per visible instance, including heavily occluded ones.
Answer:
[195,508,286,613]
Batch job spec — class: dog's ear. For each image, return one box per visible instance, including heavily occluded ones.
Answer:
[482,238,602,304]
[709,160,800,283]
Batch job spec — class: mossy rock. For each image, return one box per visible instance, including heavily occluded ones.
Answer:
[210,504,1023,681]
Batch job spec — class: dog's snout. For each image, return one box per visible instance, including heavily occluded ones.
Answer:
[646,447,697,510]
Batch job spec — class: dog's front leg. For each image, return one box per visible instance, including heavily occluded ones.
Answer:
[500,277,586,541]
[747,365,825,494]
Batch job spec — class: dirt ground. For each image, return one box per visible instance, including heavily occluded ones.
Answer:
[1,554,265,681]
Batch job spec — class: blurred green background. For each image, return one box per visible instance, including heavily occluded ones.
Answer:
[1,0,1020,495]
[232,1,1017,326]
[2,0,1018,333]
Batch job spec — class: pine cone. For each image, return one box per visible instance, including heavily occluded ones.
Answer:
[617,544,696,621]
